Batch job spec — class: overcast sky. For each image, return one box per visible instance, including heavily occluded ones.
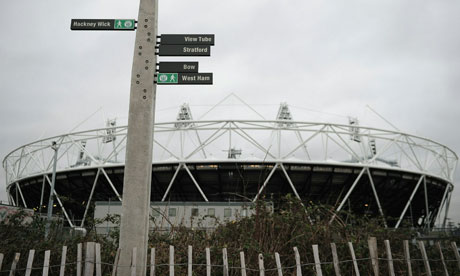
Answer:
[1,0,459,222]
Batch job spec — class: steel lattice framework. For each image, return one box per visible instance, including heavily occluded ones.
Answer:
[3,118,458,229]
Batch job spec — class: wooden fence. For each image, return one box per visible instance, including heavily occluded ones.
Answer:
[1,238,460,276]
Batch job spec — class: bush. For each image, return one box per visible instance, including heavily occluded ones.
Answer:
[0,198,459,275]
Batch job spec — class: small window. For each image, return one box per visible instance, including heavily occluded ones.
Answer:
[191,208,199,217]
[242,209,248,217]
[152,208,160,217]
[208,208,215,216]
[224,208,232,218]
[169,208,176,217]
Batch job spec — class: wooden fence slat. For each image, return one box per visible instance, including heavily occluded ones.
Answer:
[258,254,265,276]
[384,240,395,276]
[347,242,360,276]
[131,247,137,276]
[25,250,35,276]
[77,243,83,276]
[451,242,460,271]
[403,240,413,276]
[150,248,155,276]
[222,248,229,276]
[293,247,302,276]
[418,240,432,276]
[275,252,283,276]
[330,243,341,276]
[206,248,211,276]
[43,250,51,276]
[0,253,3,272]
[9,253,20,276]
[188,245,193,276]
[436,242,449,276]
[240,251,247,276]
[60,246,68,276]
[169,245,174,276]
[84,242,95,276]
[312,245,323,276]
[95,244,101,276]
[112,248,121,276]
[368,237,379,276]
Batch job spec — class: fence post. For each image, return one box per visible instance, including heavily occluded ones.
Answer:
[347,242,360,276]
[223,248,229,276]
[43,250,51,276]
[240,251,247,276]
[188,245,193,276]
[77,243,83,276]
[312,245,323,276]
[384,240,395,276]
[451,242,460,271]
[84,242,95,276]
[293,247,302,276]
[403,240,413,276]
[25,250,35,276]
[0,253,3,272]
[9,253,20,276]
[112,248,121,276]
[131,247,137,276]
[95,244,101,276]
[275,252,283,276]
[258,254,265,276]
[150,248,155,276]
[436,242,448,276]
[206,248,211,276]
[60,246,68,276]
[418,240,432,276]
[330,243,341,276]
[169,245,174,276]
[368,237,379,276]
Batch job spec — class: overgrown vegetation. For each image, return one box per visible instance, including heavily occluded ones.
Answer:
[1,196,459,275]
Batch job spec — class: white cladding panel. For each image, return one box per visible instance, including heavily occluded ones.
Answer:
[94,201,262,234]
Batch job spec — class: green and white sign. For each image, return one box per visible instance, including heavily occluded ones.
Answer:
[114,19,135,30]
[71,19,136,31]
[157,73,178,84]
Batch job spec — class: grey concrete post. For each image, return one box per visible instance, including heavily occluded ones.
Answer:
[117,0,158,275]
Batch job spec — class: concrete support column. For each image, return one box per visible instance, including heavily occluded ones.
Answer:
[117,0,158,275]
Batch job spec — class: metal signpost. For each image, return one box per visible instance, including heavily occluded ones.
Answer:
[71,3,214,275]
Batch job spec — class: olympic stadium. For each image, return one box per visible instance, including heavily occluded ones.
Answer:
[2,96,457,229]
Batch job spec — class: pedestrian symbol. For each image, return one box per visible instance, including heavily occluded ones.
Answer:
[157,73,178,84]
[114,19,135,30]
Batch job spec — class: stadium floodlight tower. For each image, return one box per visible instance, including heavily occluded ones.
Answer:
[276,102,310,159]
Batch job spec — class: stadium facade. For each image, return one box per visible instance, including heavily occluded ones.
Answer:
[2,101,457,229]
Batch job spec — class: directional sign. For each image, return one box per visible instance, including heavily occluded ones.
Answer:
[157,73,213,85]
[159,62,199,73]
[160,34,215,45]
[71,19,135,31]
[158,45,211,57]
[158,45,211,56]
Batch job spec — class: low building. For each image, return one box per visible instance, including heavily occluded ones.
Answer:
[94,201,265,234]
